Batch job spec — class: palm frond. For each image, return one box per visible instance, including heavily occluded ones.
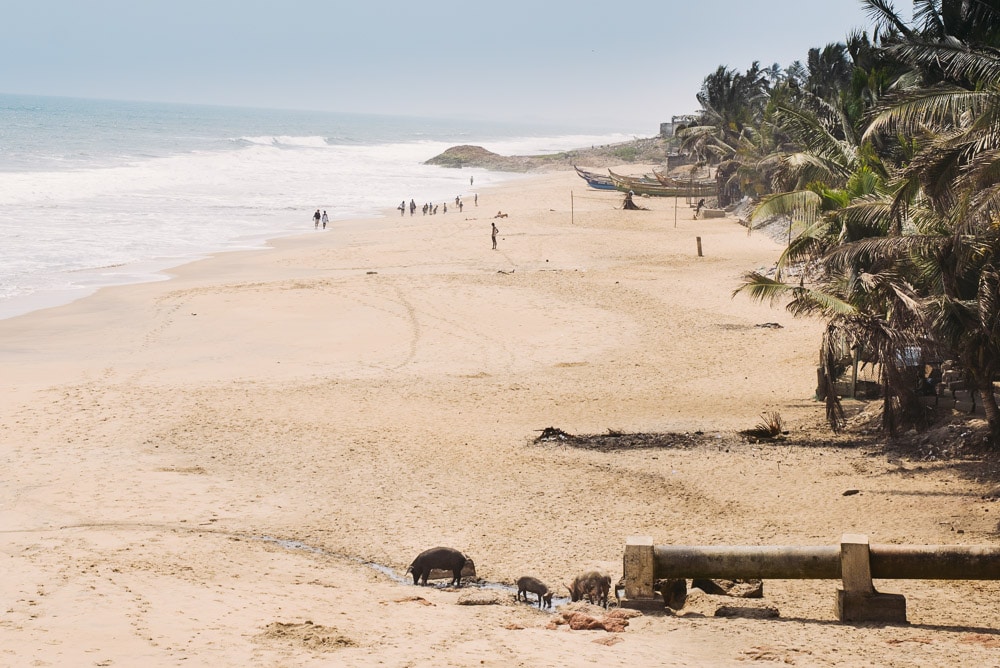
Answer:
[864,85,990,140]
[749,190,821,226]
[771,105,857,179]
[886,40,1000,87]
[861,0,913,39]
[733,271,858,317]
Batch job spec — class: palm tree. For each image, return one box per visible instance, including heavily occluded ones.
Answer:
[708,0,1000,441]
[853,0,1000,442]
[731,32,922,434]
[682,62,772,205]
[862,0,1000,53]
[694,62,771,146]
[806,43,855,102]
[764,62,787,86]
[737,173,936,435]
[864,98,1000,440]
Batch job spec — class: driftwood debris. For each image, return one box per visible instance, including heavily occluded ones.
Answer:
[534,427,716,451]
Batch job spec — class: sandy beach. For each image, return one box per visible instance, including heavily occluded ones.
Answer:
[3,169,1000,667]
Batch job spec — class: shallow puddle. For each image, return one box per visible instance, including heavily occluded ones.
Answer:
[255,534,570,609]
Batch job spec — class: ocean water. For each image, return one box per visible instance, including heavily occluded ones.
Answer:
[0,94,639,320]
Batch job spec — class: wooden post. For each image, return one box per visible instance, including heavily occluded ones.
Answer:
[850,346,860,399]
[696,237,703,257]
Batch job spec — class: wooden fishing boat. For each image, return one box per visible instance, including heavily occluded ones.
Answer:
[573,166,617,190]
[607,169,713,197]
[606,169,660,187]
[653,168,715,188]
[651,169,718,197]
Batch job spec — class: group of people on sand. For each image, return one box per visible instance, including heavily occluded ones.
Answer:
[313,209,329,229]
[388,192,499,250]
[398,193,478,217]
[313,188,501,248]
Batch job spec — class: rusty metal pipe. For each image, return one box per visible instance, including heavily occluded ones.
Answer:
[652,545,841,580]
[652,544,1000,581]
[870,544,1000,580]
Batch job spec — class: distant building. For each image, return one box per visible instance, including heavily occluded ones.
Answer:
[660,114,700,138]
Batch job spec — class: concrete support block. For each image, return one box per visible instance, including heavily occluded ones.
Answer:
[840,534,873,594]
[837,590,907,623]
[621,536,662,611]
[836,534,907,623]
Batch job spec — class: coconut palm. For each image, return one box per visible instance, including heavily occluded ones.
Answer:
[732,55,924,433]
[695,62,771,146]
[865,113,1000,441]
[682,62,773,203]
[863,0,1000,53]
[858,3,1000,443]
[805,43,855,102]
[737,172,939,435]
[710,1,1000,441]
[777,2,1000,441]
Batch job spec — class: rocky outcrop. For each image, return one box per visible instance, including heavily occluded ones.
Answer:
[424,145,536,171]
[424,137,674,173]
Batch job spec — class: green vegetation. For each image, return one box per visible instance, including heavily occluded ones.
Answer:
[685,0,1000,445]
[611,145,639,162]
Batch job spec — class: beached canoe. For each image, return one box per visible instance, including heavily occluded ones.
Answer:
[608,169,717,197]
[653,168,717,191]
[573,166,617,190]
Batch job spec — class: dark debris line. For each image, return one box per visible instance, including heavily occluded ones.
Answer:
[533,427,721,451]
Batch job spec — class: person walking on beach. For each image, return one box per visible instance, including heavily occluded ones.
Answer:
[474,193,478,207]
[470,175,474,186]
[313,209,321,229]
[491,222,499,250]
[410,199,416,216]
[321,211,329,229]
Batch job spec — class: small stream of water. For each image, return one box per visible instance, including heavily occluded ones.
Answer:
[255,535,573,609]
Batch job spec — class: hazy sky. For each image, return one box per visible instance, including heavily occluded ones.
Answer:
[4,0,881,132]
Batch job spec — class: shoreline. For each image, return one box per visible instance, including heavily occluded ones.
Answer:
[3,168,998,666]
[0,131,668,324]
[0,211,389,323]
